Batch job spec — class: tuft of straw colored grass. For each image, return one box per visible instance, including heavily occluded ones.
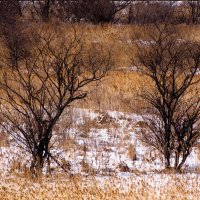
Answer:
[0,174,200,200]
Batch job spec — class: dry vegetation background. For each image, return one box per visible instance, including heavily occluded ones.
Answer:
[1,22,200,112]
[67,24,200,113]
[1,1,200,199]
[1,10,200,197]
[0,22,200,199]
[0,174,200,200]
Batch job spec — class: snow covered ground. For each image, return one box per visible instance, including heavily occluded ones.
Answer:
[0,108,200,177]
[0,108,200,199]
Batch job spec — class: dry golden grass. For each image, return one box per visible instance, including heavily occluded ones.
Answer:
[76,71,150,113]
[77,72,200,113]
[0,174,199,200]
[1,22,200,113]
[0,132,9,147]
[52,23,200,112]
[127,144,137,161]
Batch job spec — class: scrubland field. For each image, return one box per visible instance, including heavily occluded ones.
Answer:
[0,23,199,199]
[1,107,200,199]
[1,1,200,199]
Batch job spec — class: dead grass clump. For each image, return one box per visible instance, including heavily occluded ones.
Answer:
[80,159,94,174]
[97,112,113,124]
[0,132,10,147]
[135,121,147,128]
[60,158,71,172]
[127,144,137,161]
[9,159,29,176]
[56,136,75,151]
[118,162,130,172]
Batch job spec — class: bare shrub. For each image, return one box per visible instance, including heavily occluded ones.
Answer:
[31,0,57,22]
[128,1,175,24]
[65,0,129,23]
[187,1,200,24]
[0,0,21,26]
[134,23,200,171]
[0,26,113,176]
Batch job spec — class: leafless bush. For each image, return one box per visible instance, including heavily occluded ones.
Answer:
[0,0,21,26]
[63,0,129,23]
[134,23,200,171]
[31,0,55,22]
[128,144,137,161]
[128,1,175,24]
[187,1,200,24]
[0,1,31,69]
[29,0,129,23]
[0,27,113,176]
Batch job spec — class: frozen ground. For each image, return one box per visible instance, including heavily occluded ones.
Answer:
[0,108,200,199]
[0,108,200,177]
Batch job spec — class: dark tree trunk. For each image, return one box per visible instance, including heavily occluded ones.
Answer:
[174,150,180,169]
[41,0,51,22]
[164,123,171,169]
[30,132,51,176]
[176,150,189,172]
[30,154,44,177]
[164,148,171,169]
